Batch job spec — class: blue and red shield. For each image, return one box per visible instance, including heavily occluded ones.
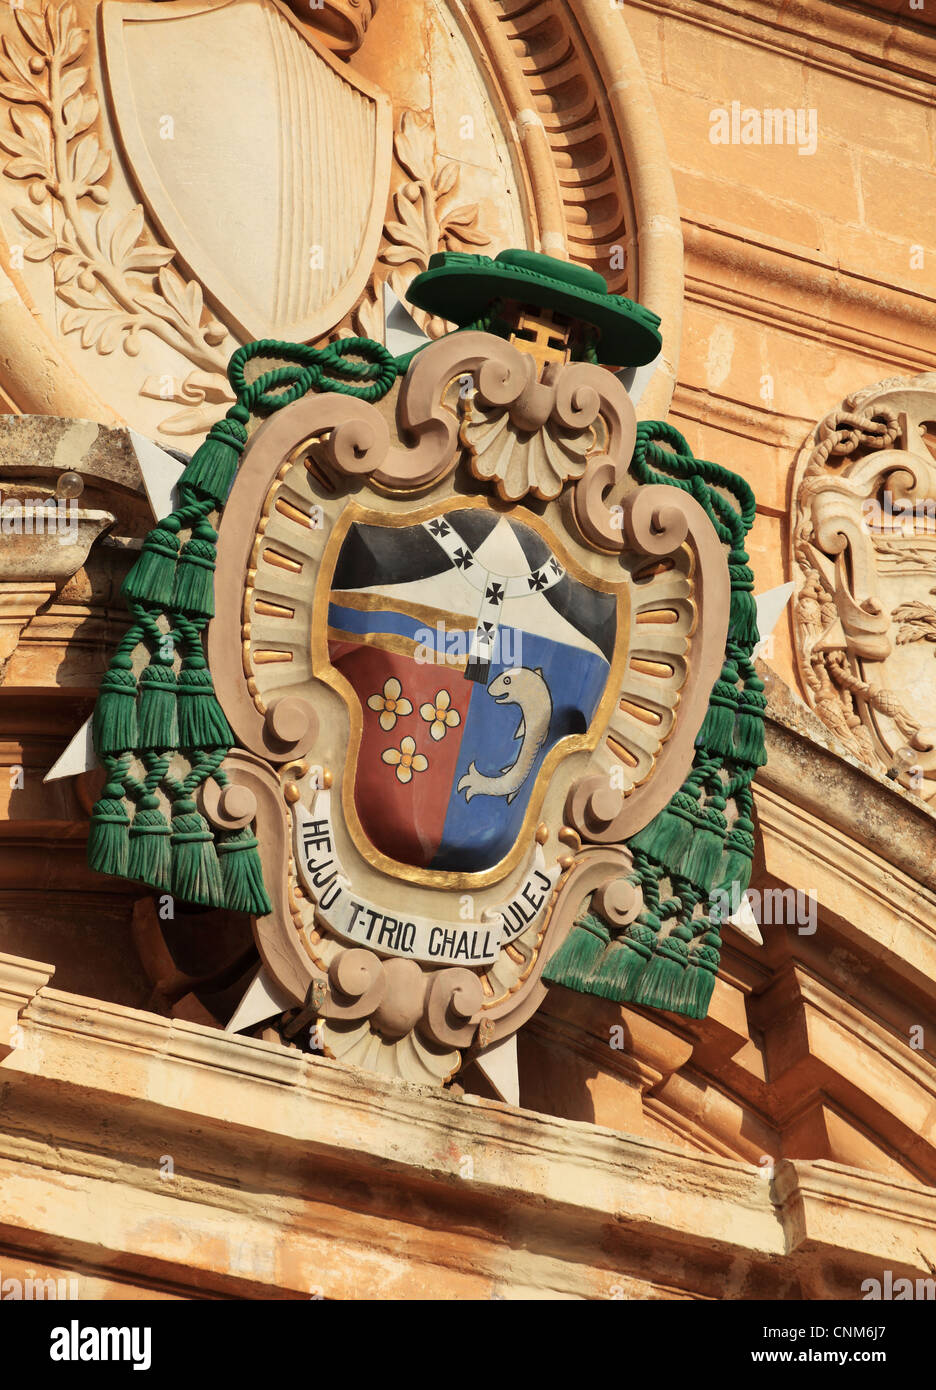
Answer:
[326,507,618,872]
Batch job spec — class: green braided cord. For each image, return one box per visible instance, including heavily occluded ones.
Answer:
[545,421,765,1020]
[89,335,401,909]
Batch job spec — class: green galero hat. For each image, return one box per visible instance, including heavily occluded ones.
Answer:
[406,248,662,368]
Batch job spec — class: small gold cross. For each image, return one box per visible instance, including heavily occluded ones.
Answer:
[506,302,572,377]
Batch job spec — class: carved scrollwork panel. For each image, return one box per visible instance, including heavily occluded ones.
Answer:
[791,373,936,797]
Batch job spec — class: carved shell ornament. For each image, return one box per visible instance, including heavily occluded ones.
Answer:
[458,355,595,502]
[87,249,764,1092]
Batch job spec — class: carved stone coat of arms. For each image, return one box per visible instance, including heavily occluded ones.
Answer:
[79,249,728,1087]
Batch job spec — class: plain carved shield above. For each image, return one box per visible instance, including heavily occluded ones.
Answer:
[101,0,392,342]
[0,0,683,449]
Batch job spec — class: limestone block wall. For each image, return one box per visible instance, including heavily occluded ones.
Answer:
[618,0,936,691]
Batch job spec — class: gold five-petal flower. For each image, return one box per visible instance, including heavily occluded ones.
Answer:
[419,689,461,741]
[367,676,413,731]
[382,735,428,784]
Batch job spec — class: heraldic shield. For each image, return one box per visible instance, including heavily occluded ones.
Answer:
[326,506,621,872]
[101,0,392,341]
[88,250,761,1089]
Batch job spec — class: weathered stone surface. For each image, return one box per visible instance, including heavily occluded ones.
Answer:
[1,957,933,1299]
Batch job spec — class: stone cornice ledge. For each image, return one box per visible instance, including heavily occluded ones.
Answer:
[0,950,53,1060]
[773,1159,936,1286]
[624,0,936,97]
[8,981,778,1244]
[683,220,936,373]
[0,957,935,1296]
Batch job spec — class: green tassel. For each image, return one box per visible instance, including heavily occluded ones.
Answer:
[586,936,649,1002]
[127,794,171,891]
[674,930,721,1019]
[92,662,138,756]
[695,662,739,758]
[728,585,760,649]
[179,414,248,507]
[177,662,233,751]
[713,818,755,897]
[679,804,728,892]
[628,791,700,875]
[170,797,224,907]
[670,962,716,1019]
[734,679,767,767]
[172,522,217,618]
[695,683,738,758]
[137,662,178,751]
[122,523,180,607]
[88,780,130,878]
[216,827,272,915]
[631,924,692,1012]
[543,913,610,992]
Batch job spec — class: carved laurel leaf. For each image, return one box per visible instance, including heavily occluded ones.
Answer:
[5,155,46,179]
[63,93,98,136]
[13,7,50,57]
[0,77,40,104]
[59,25,86,67]
[91,207,111,256]
[58,282,105,311]
[133,290,179,325]
[60,307,87,335]
[53,3,82,49]
[1,34,29,77]
[96,314,128,355]
[0,127,32,157]
[158,264,202,324]
[432,161,458,196]
[380,244,422,267]
[109,205,144,267]
[78,315,103,349]
[352,291,383,342]
[442,218,489,249]
[0,31,43,93]
[9,106,47,155]
[13,203,53,239]
[124,244,175,273]
[383,219,417,248]
[53,252,82,283]
[60,66,89,105]
[385,188,429,246]
[24,235,55,262]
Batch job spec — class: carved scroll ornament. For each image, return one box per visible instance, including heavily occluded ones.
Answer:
[792,374,936,798]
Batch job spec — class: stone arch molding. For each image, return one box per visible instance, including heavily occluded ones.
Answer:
[0,0,682,440]
[791,373,936,801]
